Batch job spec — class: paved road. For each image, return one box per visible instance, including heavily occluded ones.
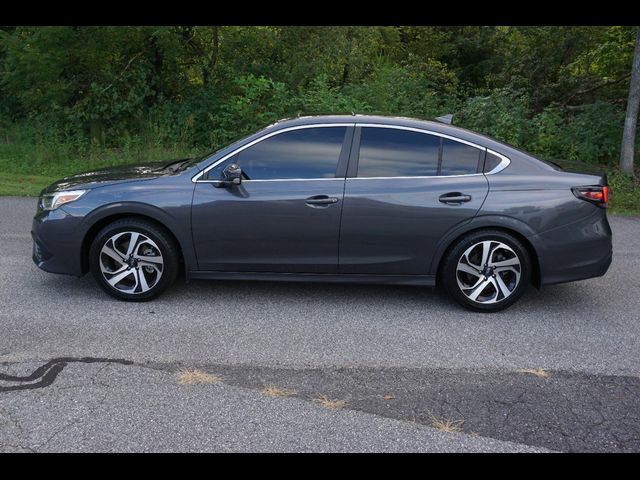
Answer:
[1,196,639,452]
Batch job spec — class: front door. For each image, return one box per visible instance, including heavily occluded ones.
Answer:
[191,125,353,273]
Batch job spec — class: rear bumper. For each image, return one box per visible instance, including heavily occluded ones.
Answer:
[531,208,612,286]
[31,208,84,277]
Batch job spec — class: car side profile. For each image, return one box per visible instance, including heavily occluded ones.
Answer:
[31,115,612,312]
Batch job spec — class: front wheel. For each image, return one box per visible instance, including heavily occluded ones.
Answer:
[440,230,531,312]
[89,218,179,301]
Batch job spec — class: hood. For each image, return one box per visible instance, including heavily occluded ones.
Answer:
[41,160,190,194]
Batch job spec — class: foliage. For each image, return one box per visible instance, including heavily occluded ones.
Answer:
[0,26,639,211]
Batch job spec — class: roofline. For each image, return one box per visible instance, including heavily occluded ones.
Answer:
[193,114,550,175]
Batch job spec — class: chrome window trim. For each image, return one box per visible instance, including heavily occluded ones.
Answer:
[347,174,485,180]
[242,178,344,183]
[485,149,511,174]
[192,123,355,183]
[192,121,511,183]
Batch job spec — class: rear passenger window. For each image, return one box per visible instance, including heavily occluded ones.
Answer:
[356,127,483,178]
[440,139,482,175]
[357,128,440,177]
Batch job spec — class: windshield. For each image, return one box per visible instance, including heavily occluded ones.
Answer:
[177,122,282,171]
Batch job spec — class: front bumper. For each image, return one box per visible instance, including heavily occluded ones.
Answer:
[31,207,85,276]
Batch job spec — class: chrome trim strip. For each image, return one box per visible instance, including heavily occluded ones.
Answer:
[485,149,511,174]
[347,173,485,180]
[192,123,356,183]
[196,178,344,183]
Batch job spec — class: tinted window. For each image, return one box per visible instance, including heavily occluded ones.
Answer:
[357,128,440,177]
[209,127,346,180]
[440,139,482,175]
[483,152,503,173]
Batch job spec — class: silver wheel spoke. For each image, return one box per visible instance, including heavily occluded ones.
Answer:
[125,232,140,257]
[457,262,482,277]
[480,241,493,266]
[467,278,492,301]
[107,269,135,287]
[138,269,150,292]
[134,254,162,264]
[494,274,512,299]
[490,257,519,268]
[99,231,164,295]
[101,245,125,265]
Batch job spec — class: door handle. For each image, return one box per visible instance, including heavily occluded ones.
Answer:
[439,193,472,204]
[305,195,339,206]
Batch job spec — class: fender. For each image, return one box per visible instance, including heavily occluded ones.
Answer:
[428,214,540,275]
[78,201,198,278]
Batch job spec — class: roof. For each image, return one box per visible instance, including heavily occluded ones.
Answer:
[264,114,515,155]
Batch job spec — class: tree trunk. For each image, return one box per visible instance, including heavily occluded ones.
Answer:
[203,27,219,86]
[620,27,640,177]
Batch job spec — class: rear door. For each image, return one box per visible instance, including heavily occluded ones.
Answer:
[191,125,354,273]
[338,125,489,275]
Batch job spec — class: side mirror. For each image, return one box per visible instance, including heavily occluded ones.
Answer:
[214,163,242,187]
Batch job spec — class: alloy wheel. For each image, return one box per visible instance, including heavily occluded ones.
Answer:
[99,231,164,294]
[455,240,521,304]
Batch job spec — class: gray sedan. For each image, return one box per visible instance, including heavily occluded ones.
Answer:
[31,115,612,311]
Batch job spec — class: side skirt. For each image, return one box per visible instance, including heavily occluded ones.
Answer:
[188,271,436,286]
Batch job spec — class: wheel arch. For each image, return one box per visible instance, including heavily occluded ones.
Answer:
[79,203,194,278]
[431,216,541,289]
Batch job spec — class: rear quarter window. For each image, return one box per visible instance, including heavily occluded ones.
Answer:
[483,152,505,173]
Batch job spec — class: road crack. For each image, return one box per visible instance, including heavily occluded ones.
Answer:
[0,357,132,392]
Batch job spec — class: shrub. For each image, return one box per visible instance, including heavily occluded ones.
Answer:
[456,88,534,149]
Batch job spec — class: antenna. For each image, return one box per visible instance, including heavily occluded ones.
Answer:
[435,114,453,125]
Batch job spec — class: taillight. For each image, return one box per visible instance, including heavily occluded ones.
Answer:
[571,185,609,207]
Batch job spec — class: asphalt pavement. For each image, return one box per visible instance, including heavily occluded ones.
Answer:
[1,196,639,452]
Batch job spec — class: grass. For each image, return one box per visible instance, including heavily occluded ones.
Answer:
[430,415,465,433]
[0,136,198,197]
[312,395,348,410]
[0,173,59,196]
[176,368,222,385]
[518,368,550,378]
[260,385,297,398]
[607,169,640,216]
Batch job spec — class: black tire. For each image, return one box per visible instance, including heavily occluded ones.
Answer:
[440,230,531,312]
[89,218,179,301]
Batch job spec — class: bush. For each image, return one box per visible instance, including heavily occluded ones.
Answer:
[457,88,534,149]
[564,101,625,164]
[346,61,459,118]
[292,74,370,114]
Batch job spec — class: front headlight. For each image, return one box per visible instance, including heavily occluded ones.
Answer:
[40,190,88,211]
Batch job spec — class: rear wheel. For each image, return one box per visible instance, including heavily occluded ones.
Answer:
[89,218,179,301]
[441,230,531,312]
